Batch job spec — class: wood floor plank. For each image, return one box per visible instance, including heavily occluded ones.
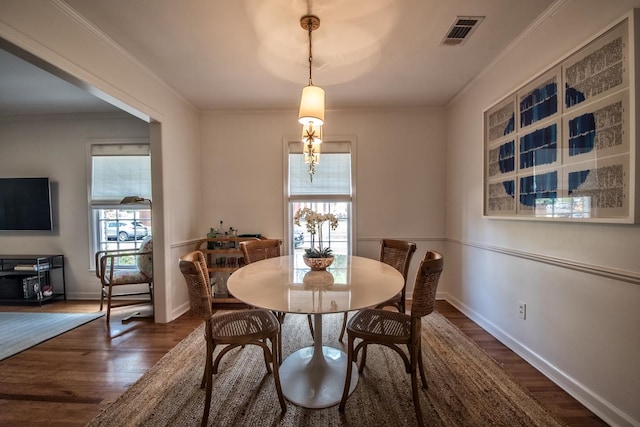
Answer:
[0,300,608,426]
[0,302,201,426]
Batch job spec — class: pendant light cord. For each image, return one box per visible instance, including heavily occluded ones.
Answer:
[307,17,313,86]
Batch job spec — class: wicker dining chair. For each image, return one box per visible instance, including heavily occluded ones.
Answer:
[239,239,316,343]
[238,238,282,262]
[179,251,286,427]
[237,239,285,357]
[338,251,443,427]
[337,239,417,342]
[238,239,285,323]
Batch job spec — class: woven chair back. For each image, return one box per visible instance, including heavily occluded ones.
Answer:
[410,251,444,319]
[239,239,282,264]
[178,251,213,321]
[380,239,417,284]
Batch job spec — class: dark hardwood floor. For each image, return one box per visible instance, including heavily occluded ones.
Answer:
[0,300,607,426]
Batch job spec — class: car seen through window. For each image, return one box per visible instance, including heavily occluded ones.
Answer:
[106,221,148,241]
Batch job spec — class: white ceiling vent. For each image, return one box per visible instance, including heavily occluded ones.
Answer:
[441,16,484,46]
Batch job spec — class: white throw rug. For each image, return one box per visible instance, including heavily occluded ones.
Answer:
[0,311,104,360]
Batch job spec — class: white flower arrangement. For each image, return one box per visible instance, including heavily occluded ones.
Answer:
[293,207,339,258]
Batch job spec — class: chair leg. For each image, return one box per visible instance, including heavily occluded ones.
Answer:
[106,285,114,324]
[202,342,214,427]
[417,340,428,389]
[213,344,244,374]
[307,315,314,339]
[270,335,287,413]
[201,341,215,389]
[99,286,105,311]
[260,341,273,374]
[338,312,348,343]
[277,324,283,365]
[338,333,355,412]
[358,343,368,373]
[411,339,425,427]
[410,365,425,427]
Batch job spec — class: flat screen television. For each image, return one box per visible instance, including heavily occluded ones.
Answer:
[0,177,53,231]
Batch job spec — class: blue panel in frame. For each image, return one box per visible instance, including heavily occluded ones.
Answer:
[519,123,558,170]
[520,79,558,127]
[519,170,558,208]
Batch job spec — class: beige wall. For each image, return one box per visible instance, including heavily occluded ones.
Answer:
[200,107,447,295]
[445,1,640,425]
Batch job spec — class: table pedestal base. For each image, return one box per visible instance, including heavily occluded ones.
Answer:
[279,313,357,408]
[280,345,358,408]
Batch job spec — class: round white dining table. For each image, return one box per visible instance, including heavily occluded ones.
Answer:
[227,254,404,409]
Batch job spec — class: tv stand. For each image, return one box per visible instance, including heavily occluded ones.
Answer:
[0,254,65,305]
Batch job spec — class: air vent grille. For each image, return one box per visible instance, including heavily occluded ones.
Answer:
[441,16,484,46]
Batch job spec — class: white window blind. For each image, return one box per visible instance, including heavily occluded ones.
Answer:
[287,139,354,255]
[91,144,151,202]
[288,141,352,197]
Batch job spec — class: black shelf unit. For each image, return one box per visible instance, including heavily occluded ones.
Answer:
[0,254,65,305]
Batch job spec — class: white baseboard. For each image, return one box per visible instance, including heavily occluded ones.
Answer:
[439,292,637,427]
[170,301,190,321]
[55,292,188,317]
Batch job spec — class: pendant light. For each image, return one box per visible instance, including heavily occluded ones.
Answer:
[298,14,324,182]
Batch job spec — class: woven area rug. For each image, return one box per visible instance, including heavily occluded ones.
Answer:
[88,312,565,427]
[0,311,104,361]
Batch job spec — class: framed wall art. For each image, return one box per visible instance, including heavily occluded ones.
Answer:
[485,95,517,216]
[483,10,639,223]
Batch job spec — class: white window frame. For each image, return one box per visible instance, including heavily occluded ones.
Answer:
[283,136,357,256]
[86,138,151,268]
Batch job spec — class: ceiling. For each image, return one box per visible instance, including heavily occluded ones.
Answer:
[0,0,558,117]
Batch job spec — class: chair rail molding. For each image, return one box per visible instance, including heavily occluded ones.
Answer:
[447,238,640,286]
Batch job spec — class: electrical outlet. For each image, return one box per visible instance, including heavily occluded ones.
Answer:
[518,301,526,320]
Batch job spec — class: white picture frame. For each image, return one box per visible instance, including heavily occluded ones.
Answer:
[483,11,639,223]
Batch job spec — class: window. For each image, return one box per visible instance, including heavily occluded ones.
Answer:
[89,142,152,267]
[286,139,354,256]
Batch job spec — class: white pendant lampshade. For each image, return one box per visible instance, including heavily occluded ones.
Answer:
[298,85,325,126]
